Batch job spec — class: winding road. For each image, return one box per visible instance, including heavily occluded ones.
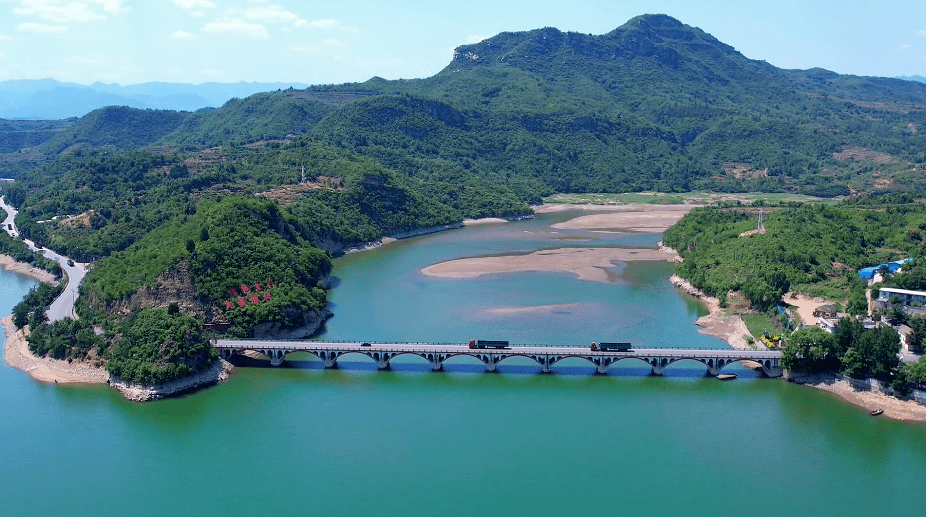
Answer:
[1,195,85,322]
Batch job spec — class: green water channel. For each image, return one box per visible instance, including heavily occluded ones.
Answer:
[2,210,925,517]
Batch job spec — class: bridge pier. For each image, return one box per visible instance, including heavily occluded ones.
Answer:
[261,349,290,367]
[373,352,392,370]
[482,354,502,373]
[532,355,553,373]
[317,350,341,368]
[646,357,669,377]
[594,357,613,374]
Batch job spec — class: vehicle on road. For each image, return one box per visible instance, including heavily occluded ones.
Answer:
[469,339,510,349]
[590,341,632,351]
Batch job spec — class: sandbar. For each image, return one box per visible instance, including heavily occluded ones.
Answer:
[488,303,582,315]
[422,247,678,283]
[537,203,698,233]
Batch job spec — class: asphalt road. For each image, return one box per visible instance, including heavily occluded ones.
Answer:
[1,195,86,322]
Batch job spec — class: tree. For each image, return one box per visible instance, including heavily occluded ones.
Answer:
[841,326,901,380]
[909,316,926,351]
[782,326,839,373]
[186,239,195,254]
[833,317,864,357]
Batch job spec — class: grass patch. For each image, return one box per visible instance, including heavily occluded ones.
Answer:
[742,313,790,344]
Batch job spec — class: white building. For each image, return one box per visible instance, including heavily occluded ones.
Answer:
[877,287,926,307]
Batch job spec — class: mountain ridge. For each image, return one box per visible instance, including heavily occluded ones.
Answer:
[0,80,312,119]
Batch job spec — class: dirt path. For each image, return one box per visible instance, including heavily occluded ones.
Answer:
[783,292,836,327]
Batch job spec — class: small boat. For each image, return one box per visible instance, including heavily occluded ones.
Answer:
[870,409,884,416]
[717,374,737,380]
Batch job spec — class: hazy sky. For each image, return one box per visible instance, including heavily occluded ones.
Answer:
[0,0,923,85]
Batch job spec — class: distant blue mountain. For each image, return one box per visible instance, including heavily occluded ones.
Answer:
[897,75,926,84]
[0,79,311,119]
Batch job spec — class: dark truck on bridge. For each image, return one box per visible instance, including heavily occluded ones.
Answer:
[469,339,510,349]
[590,342,632,351]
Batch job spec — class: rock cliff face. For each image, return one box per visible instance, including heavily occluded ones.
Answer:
[98,260,330,339]
[100,261,220,323]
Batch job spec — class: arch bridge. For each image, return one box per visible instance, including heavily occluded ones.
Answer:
[213,340,783,377]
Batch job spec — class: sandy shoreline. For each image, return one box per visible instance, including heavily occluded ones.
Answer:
[668,274,755,351]
[0,254,57,284]
[3,314,232,399]
[2,315,109,384]
[789,372,926,422]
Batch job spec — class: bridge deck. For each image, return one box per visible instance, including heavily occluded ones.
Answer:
[213,339,782,359]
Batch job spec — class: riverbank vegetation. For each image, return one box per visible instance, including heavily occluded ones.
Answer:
[664,197,926,309]
[0,232,61,277]
[779,322,926,394]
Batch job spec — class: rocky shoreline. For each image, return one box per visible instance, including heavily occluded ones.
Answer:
[109,358,233,402]
[788,372,926,422]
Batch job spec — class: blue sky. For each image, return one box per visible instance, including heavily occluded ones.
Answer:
[0,0,923,85]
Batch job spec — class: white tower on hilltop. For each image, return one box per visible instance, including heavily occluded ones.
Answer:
[758,209,764,232]
[301,164,306,184]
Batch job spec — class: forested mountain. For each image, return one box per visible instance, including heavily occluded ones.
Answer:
[302,15,926,196]
[6,14,926,194]
[6,13,926,385]
[0,79,311,119]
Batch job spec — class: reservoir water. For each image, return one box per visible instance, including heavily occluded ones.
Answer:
[2,210,926,517]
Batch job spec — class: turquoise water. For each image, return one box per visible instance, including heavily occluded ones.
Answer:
[2,211,926,517]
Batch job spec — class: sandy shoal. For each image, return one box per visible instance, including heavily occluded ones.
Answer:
[537,204,698,233]
[0,254,57,284]
[463,217,511,226]
[790,372,926,422]
[2,315,109,384]
[488,303,582,315]
[422,247,678,283]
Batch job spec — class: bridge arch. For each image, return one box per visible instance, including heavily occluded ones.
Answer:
[548,355,597,369]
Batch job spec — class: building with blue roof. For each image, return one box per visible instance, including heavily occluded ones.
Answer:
[859,258,914,281]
